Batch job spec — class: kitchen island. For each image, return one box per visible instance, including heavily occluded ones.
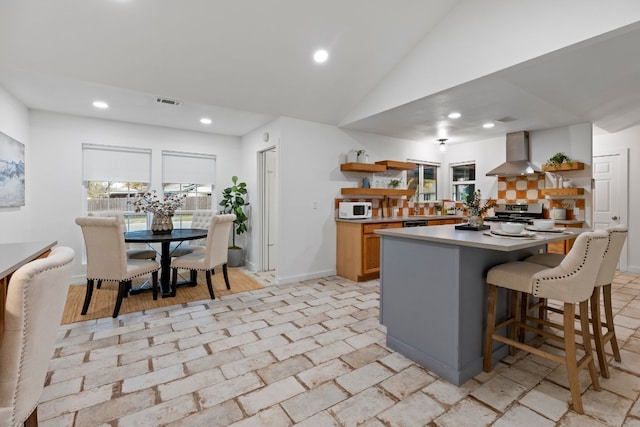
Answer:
[375,224,581,385]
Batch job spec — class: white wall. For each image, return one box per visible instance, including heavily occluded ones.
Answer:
[594,123,640,272]
[28,111,241,281]
[0,85,31,242]
[343,1,640,125]
[274,117,434,284]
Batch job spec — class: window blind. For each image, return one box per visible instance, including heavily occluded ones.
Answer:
[82,144,152,183]
[162,150,216,185]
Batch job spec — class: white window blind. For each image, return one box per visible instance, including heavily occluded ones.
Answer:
[162,150,216,185]
[82,144,152,183]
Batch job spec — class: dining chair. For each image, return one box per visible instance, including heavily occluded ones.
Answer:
[484,230,608,414]
[524,224,628,378]
[170,214,236,298]
[88,210,157,260]
[75,216,160,318]
[0,246,74,427]
[170,209,214,257]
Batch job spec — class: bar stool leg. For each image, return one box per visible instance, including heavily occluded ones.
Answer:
[603,284,622,362]
[484,284,497,372]
[580,299,600,391]
[590,287,609,378]
[563,302,584,414]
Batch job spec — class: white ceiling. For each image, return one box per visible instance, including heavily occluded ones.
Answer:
[1,1,640,143]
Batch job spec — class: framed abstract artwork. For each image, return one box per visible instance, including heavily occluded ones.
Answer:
[0,130,25,207]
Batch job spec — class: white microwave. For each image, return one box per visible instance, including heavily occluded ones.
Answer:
[339,202,372,219]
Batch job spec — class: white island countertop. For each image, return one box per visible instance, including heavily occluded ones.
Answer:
[375,224,582,252]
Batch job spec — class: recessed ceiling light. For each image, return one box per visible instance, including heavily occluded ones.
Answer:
[483,122,495,129]
[448,112,461,119]
[200,118,212,125]
[92,101,109,109]
[313,49,329,63]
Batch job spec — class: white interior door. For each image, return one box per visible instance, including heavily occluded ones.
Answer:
[593,148,628,270]
[261,147,276,271]
[266,148,276,270]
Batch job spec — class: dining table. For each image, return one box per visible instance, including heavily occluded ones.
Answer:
[1,240,57,348]
[124,229,208,297]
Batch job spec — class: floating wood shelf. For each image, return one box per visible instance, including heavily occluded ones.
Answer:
[341,188,415,197]
[340,163,387,173]
[542,162,585,172]
[541,188,585,197]
[374,160,417,170]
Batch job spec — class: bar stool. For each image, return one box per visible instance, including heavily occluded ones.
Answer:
[484,230,608,414]
[525,225,628,378]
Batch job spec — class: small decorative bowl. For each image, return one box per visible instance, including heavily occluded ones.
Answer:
[533,219,555,230]
[502,222,525,234]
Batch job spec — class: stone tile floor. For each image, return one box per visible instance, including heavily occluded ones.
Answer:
[40,271,640,426]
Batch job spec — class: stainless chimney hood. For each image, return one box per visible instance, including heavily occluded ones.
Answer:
[486,131,543,176]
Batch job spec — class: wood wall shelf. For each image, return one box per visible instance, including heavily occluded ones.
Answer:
[341,188,414,197]
[374,160,417,170]
[340,163,387,173]
[541,188,585,197]
[541,162,585,172]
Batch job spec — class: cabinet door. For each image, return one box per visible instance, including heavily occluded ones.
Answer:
[362,234,381,274]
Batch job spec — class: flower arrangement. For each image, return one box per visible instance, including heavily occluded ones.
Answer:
[464,189,497,216]
[130,190,186,216]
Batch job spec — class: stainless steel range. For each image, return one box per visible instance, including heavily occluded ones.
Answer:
[483,203,544,224]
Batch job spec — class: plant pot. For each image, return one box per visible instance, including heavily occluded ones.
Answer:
[227,247,243,267]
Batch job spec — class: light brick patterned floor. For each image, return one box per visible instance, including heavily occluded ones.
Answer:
[39,271,640,426]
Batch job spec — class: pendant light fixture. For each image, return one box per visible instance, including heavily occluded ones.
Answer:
[438,138,447,152]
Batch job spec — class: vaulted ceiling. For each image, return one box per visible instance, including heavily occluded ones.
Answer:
[1,1,640,144]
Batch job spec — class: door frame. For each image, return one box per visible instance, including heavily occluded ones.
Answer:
[593,146,628,271]
[258,146,276,271]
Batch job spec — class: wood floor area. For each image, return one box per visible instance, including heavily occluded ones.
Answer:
[61,267,263,323]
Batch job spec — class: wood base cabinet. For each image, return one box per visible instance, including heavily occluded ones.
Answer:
[546,223,583,254]
[337,221,402,281]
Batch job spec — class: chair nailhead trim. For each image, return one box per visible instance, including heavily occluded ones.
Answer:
[533,235,607,295]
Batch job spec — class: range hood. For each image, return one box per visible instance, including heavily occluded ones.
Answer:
[485,131,543,176]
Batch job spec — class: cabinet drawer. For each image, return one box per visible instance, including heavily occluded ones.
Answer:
[363,222,403,234]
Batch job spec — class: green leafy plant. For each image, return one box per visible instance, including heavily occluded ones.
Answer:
[546,152,572,169]
[219,176,249,249]
[389,179,400,188]
[464,189,497,216]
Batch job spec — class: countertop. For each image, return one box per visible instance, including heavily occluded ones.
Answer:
[375,224,581,252]
[335,215,466,224]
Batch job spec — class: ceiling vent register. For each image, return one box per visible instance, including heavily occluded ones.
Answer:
[156,97,183,107]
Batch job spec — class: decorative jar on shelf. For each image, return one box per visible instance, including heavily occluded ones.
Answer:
[151,213,174,234]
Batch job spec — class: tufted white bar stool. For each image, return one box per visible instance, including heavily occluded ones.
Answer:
[484,230,609,414]
[525,225,628,378]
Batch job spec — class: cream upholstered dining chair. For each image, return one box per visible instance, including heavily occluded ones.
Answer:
[524,224,628,378]
[75,216,160,318]
[88,210,156,260]
[170,214,236,298]
[484,230,608,414]
[0,246,74,427]
[171,209,214,257]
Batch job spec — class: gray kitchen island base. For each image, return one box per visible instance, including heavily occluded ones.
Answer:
[379,233,545,386]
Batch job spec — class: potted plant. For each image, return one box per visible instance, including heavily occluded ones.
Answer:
[544,152,572,170]
[219,176,249,267]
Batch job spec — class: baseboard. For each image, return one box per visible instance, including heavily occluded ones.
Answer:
[276,269,336,285]
[625,265,640,274]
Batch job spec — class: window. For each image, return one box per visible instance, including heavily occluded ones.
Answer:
[162,151,216,228]
[407,161,438,201]
[83,144,152,231]
[451,163,476,201]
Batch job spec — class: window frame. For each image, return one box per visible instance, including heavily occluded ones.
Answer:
[407,160,439,201]
[450,162,476,202]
